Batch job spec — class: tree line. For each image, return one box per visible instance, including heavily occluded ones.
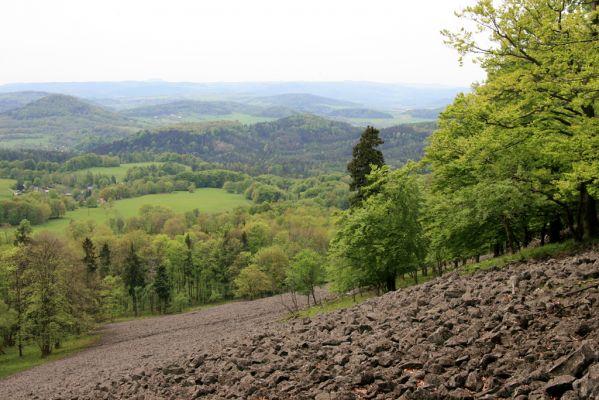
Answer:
[0,199,332,358]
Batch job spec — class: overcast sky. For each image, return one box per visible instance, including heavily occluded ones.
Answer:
[0,0,485,86]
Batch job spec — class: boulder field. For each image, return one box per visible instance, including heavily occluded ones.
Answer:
[80,251,599,399]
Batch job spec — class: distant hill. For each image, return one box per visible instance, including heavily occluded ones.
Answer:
[122,100,263,118]
[91,114,435,174]
[326,108,393,119]
[122,94,393,125]
[0,94,141,149]
[0,81,467,109]
[0,91,49,113]
[250,93,392,119]
[252,93,357,110]
[4,94,126,120]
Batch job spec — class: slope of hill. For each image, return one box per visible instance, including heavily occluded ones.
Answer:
[4,94,125,120]
[0,91,49,113]
[3,250,596,399]
[91,115,435,174]
[0,94,142,149]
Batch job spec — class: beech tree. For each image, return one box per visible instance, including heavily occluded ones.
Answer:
[22,233,71,357]
[286,249,325,304]
[436,0,599,243]
[329,166,426,292]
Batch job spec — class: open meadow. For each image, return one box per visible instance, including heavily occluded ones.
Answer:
[75,162,185,181]
[0,188,250,236]
[0,178,16,199]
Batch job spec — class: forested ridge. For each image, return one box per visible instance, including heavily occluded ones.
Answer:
[91,115,435,175]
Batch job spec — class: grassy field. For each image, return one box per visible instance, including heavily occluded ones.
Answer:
[0,178,16,199]
[0,135,52,149]
[339,111,433,128]
[0,335,100,379]
[76,162,181,181]
[37,188,250,234]
[135,113,276,126]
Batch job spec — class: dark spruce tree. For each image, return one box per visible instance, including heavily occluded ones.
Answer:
[347,126,384,206]
[99,243,111,278]
[154,264,171,314]
[183,234,194,300]
[123,245,146,316]
[82,237,97,276]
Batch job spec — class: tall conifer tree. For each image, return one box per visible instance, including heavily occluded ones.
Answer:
[347,126,384,206]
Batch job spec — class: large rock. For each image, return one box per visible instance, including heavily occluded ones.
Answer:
[549,342,598,377]
[545,375,575,397]
[573,363,599,398]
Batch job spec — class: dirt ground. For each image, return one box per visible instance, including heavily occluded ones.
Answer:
[0,293,312,400]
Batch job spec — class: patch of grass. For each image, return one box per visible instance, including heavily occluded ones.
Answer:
[463,240,586,273]
[295,291,375,318]
[397,269,438,289]
[0,135,52,149]
[294,269,441,319]
[0,334,100,379]
[135,113,275,126]
[0,178,16,199]
[110,298,233,323]
[35,188,250,234]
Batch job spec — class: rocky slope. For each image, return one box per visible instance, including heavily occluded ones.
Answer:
[65,252,599,399]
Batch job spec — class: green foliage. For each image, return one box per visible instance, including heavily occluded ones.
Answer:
[421,0,599,264]
[244,222,271,254]
[329,166,426,292]
[253,245,289,293]
[286,249,325,302]
[21,234,73,357]
[14,219,32,246]
[233,265,271,299]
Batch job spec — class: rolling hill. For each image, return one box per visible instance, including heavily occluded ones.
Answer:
[0,94,142,149]
[0,91,50,113]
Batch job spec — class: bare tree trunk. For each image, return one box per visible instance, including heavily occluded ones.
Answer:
[502,215,518,254]
[580,183,598,240]
[540,223,546,246]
